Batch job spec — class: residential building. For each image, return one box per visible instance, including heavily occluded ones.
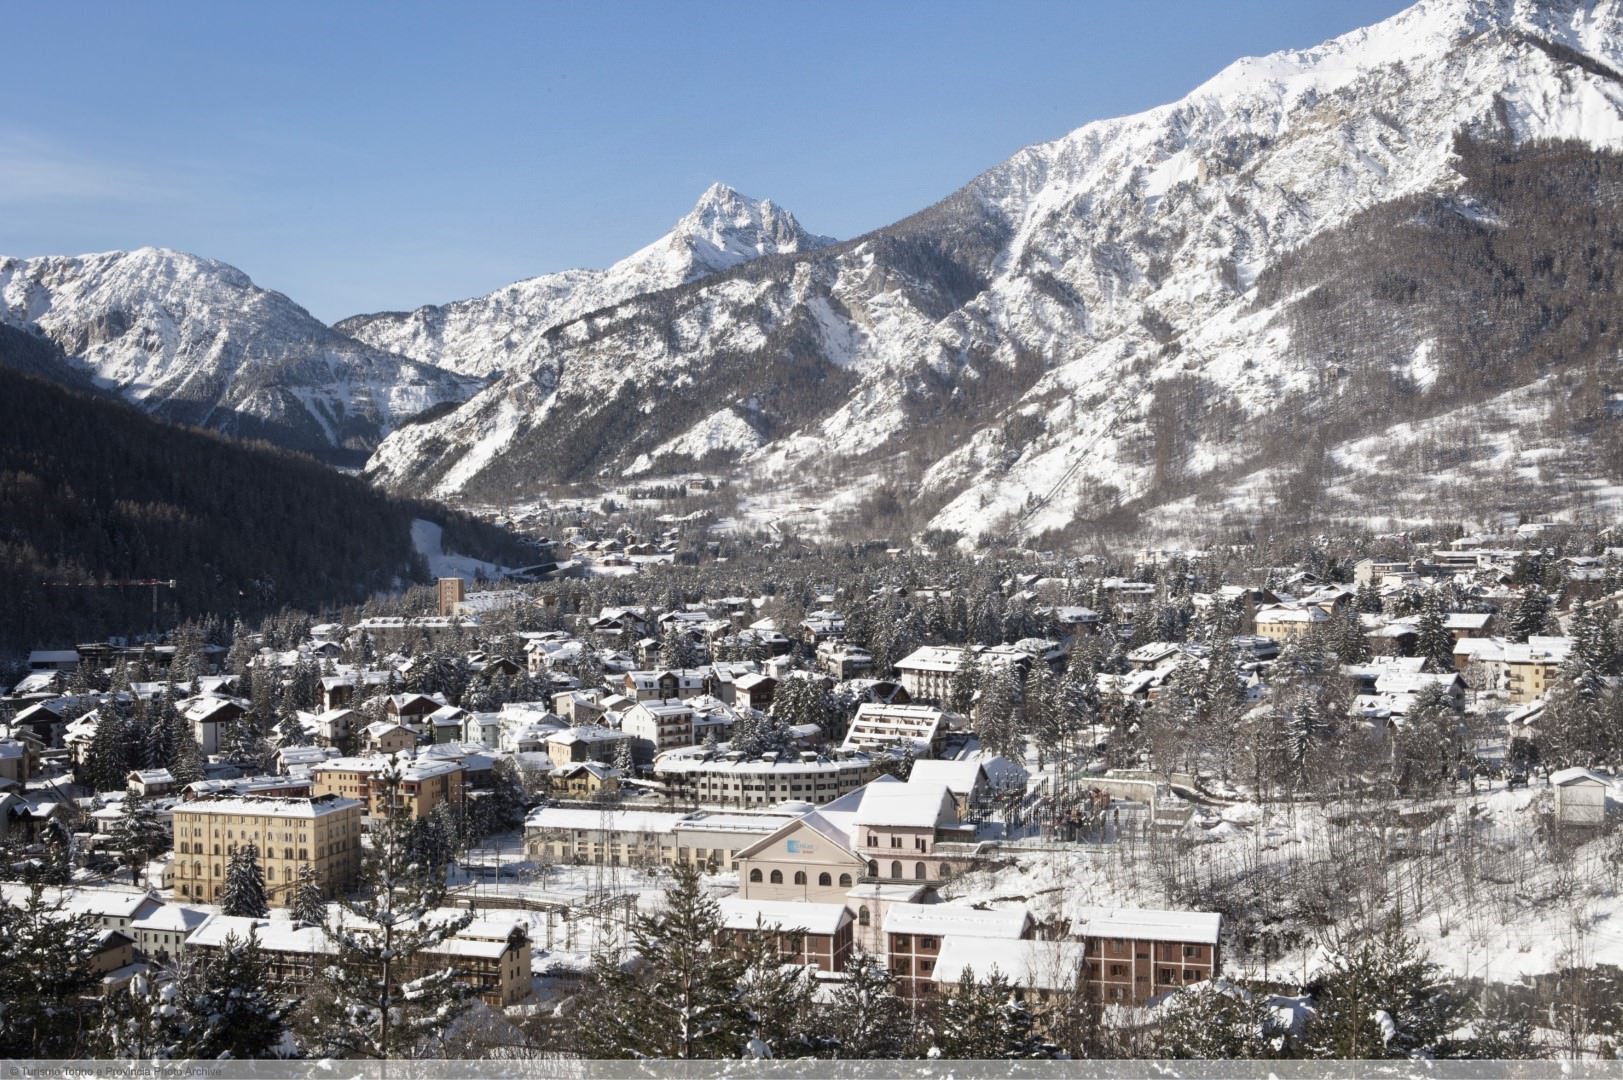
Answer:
[841,703,957,756]
[1073,907,1221,1005]
[308,756,466,821]
[186,910,530,1007]
[719,898,854,973]
[170,795,362,906]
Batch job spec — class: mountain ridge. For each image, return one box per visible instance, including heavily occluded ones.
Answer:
[358,0,1623,545]
[0,246,481,466]
[333,183,833,378]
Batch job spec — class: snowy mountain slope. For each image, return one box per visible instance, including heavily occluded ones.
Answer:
[362,0,1623,533]
[334,184,834,378]
[0,247,482,466]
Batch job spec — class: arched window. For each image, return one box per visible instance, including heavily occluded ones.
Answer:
[749,869,763,883]
[794,871,807,885]
[939,861,952,878]
[858,906,870,926]
[915,862,927,880]
[818,873,832,887]
[867,860,879,877]
[890,861,902,879]
[839,873,853,887]
[770,870,783,884]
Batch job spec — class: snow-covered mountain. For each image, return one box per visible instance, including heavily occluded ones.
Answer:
[335,183,834,377]
[0,248,481,465]
[362,0,1623,540]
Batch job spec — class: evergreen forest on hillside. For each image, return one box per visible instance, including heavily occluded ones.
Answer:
[0,339,531,656]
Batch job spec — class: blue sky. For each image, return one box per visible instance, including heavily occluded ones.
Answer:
[2,1,1411,323]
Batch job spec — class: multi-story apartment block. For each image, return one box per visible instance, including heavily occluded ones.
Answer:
[1074,908,1221,1004]
[171,795,362,906]
[308,756,466,822]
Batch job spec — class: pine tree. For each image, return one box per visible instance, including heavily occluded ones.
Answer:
[929,965,1060,1059]
[0,884,103,1056]
[735,919,819,1057]
[1541,636,1614,769]
[303,758,475,1058]
[573,862,748,1058]
[83,703,130,793]
[1354,581,1385,614]
[976,661,1022,760]
[613,735,634,776]
[1414,593,1454,673]
[1396,683,1462,794]
[1155,980,1284,1059]
[1506,586,1554,643]
[168,710,206,787]
[1301,925,1467,1059]
[290,864,328,928]
[948,650,982,717]
[221,843,270,917]
[95,970,176,1058]
[824,950,911,1059]
[170,930,290,1058]
[110,790,170,888]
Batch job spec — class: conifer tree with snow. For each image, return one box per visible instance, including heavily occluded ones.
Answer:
[734,920,820,1057]
[169,930,290,1059]
[612,734,634,775]
[95,970,176,1058]
[976,661,1023,760]
[1154,980,1284,1059]
[1301,924,1468,1059]
[929,965,1060,1059]
[110,789,171,887]
[948,649,982,718]
[302,758,475,1059]
[1505,585,1555,643]
[290,863,328,928]
[1414,593,1455,673]
[824,950,912,1059]
[167,708,207,787]
[0,884,104,1056]
[82,702,130,792]
[221,843,270,917]
[572,862,748,1058]
[1396,682,1463,794]
[1540,630,1616,769]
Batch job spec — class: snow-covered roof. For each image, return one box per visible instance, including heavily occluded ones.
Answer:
[932,937,1087,991]
[905,759,987,795]
[852,780,955,829]
[172,795,361,819]
[719,898,851,936]
[131,904,210,934]
[1072,907,1221,944]
[525,807,689,834]
[882,902,1031,939]
[1550,767,1612,788]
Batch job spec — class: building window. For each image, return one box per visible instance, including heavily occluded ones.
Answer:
[858,906,870,926]
[794,871,806,886]
[938,862,952,877]
[890,861,902,879]
[818,873,831,887]
[868,860,878,876]
[749,869,762,883]
[920,936,937,950]
[889,836,902,848]
[838,874,853,887]
[770,870,783,885]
